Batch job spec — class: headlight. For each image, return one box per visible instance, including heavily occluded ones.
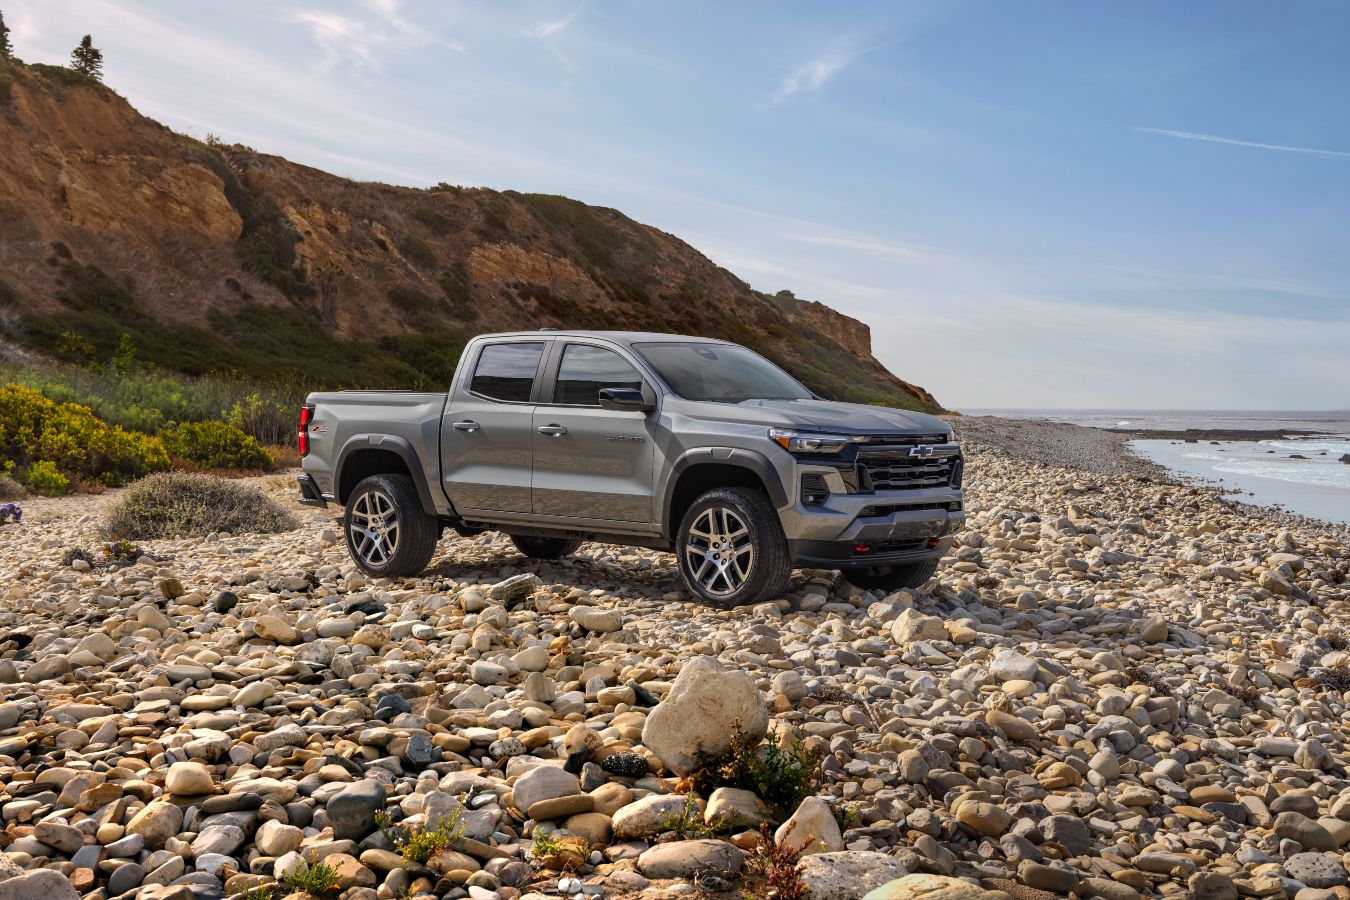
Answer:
[769,428,855,454]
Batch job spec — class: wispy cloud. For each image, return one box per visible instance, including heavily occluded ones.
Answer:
[361,0,463,50]
[526,8,582,40]
[285,10,385,70]
[789,233,933,262]
[285,0,460,71]
[768,43,876,106]
[1131,127,1350,160]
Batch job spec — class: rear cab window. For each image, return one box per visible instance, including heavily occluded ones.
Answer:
[469,341,546,402]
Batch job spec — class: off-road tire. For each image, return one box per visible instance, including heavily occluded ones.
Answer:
[677,486,790,607]
[344,474,439,578]
[510,534,584,559]
[842,557,941,592]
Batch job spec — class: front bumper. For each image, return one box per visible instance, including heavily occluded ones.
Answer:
[780,481,964,569]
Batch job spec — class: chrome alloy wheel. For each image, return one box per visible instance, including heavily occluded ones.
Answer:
[349,489,400,568]
[683,506,755,597]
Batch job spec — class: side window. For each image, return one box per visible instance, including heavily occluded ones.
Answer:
[553,344,643,405]
[469,342,545,402]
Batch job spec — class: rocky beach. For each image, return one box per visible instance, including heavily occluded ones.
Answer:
[1,417,1348,900]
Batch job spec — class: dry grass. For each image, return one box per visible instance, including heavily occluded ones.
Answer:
[103,472,297,539]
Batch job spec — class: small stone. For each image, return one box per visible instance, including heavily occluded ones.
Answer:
[776,797,844,856]
[1138,616,1169,642]
[891,609,947,645]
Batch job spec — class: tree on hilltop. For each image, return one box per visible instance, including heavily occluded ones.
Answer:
[70,34,103,80]
[0,10,14,59]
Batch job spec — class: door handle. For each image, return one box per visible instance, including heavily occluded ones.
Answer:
[451,420,480,432]
[537,424,568,437]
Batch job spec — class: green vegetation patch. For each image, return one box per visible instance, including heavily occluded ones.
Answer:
[160,420,274,471]
[0,383,170,493]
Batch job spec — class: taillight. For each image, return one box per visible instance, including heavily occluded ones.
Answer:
[298,405,314,457]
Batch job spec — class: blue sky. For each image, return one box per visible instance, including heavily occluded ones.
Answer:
[8,0,1349,409]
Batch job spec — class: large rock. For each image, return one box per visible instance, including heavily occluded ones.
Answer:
[1284,853,1348,888]
[569,605,623,633]
[640,657,768,775]
[0,870,81,900]
[705,787,771,829]
[636,839,743,878]
[511,765,581,815]
[891,609,946,645]
[327,779,387,840]
[126,801,183,850]
[989,649,1039,682]
[863,874,1000,900]
[776,796,844,856]
[1274,812,1337,851]
[165,761,215,796]
[612,794,695,839]
[798,851,912,900]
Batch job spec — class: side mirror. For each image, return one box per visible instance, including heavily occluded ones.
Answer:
[599,387,654,413]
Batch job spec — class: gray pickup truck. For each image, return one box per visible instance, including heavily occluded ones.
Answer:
[298,330,964,606]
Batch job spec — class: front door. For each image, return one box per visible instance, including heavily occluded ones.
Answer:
[440,340,547,513]
[531,342,656,522]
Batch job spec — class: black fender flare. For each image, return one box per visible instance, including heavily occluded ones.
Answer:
[659,447,789,540]
[334,434,440,516]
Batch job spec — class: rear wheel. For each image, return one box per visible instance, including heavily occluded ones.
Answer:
[510,534,583,559]
[344,474,439,578]
[677,487,789,607]
[842,558,940,592]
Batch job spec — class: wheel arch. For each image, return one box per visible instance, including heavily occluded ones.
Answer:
[335,436,438,515]
[661,448,788,541]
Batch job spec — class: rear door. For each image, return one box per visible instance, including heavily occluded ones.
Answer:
[439,339,548,513]
[530,340,657,522]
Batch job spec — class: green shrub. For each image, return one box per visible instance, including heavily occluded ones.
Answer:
[24,460,69,495]
[281,863,339,896]
[692,726,823,813]
[104,472,297,539]
[161,420,274,470]
[375,809,464,863]
[0,383,171,493]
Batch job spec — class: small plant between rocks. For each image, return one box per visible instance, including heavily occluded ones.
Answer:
[0,501,20,524]
[281,862,340,896]
[1314,665,1350,693]
[693,725,824,813]
[102,471,297,539]
[659,792,724,839]
[530,830,588,871]
[746,821,809,900]
[375,809,464,863]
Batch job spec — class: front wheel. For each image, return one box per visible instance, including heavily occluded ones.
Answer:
[510,534,583,559]
[842,557,940,592]
[677,487,789,607]
[344,474,439,578]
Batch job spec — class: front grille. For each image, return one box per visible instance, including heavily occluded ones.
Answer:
[859,450,960,491]
[859,433,948,447]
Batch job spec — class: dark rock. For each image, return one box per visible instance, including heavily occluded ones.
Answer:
[327,779,387,840]
[1284,853,1348,889]
[211,591,238,614]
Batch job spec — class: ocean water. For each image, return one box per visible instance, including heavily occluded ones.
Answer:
[966,409,1350,525]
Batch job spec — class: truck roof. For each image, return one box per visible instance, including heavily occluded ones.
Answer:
[476,330,729,346]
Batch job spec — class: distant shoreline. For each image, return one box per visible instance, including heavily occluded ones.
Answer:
[1101,427,1343,441]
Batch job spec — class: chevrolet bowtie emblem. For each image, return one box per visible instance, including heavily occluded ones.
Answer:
[908,445,935,458]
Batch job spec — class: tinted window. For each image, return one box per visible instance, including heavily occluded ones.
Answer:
[634,342,811,402]
[470,342,545,402]
[553,344,643,405]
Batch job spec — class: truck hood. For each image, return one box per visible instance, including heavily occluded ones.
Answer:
[686,398,950,436]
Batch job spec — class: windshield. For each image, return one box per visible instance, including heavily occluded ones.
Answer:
[634,342,813,402]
